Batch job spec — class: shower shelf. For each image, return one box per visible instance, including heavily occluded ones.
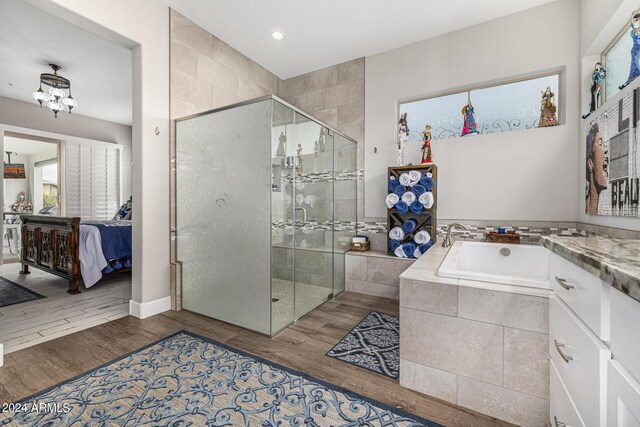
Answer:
[386,164,438,256]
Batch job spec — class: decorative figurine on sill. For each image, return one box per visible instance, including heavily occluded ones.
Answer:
[421,125,433,164]
[539,86,559,127]
[619,9,640,90]
[313,140,319,171]
[318,128,326,152]
[276,132,287,156]
[397,112,409,166]
[11,191,32,213]
[296,143,303,171]
[582,63,606,119]
[460,101,479,136]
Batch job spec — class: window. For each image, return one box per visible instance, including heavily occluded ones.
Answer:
[604,25,633,102]
[399,74,560,141]
[65,140,121,219]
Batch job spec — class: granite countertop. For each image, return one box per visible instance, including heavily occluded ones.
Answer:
[541,235,640,303]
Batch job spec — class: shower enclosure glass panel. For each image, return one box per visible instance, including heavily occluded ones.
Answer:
[176,96,356,336]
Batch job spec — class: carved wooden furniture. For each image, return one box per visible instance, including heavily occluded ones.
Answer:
[387,164,438,256]
[19,215,129,294]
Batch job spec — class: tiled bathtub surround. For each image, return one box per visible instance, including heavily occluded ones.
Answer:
[345,251,414,299]
[398,245,549,426]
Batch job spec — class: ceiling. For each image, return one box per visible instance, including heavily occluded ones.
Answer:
[4,136,58,156]
[162,0,558,79]
[0,0,133,125]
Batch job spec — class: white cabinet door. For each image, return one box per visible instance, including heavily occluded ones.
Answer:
[608,360,640,427]
[551,359,586,427]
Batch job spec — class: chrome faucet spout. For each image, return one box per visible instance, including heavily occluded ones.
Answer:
[442,223,470,247]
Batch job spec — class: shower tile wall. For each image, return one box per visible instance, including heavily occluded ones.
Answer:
[170,10,280,309]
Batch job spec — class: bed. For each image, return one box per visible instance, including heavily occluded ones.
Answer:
[19,215,132,294]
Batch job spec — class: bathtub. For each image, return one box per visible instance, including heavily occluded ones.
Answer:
[437,241,551,289]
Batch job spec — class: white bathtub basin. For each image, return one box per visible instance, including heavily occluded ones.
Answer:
[437,241,551,289]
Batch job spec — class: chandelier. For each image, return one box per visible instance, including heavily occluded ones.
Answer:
[32,64,78,118]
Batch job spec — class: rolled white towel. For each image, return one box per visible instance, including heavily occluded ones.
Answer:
[401,191,416,205]
[394,246,407,258]
[413,246,423,259]
[398,173,411,187]
[408,170,422,186]
[419,191,434,209]
[389,226,405,241]
[385,193,400,209]
[414,230,431,245]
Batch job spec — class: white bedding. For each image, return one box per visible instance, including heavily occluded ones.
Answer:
[79,224,108,288]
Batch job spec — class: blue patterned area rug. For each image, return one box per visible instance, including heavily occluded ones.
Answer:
[0,330,441,426]
[0,276,45,308]
[327,311,400,379]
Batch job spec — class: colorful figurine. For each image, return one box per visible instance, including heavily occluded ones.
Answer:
[582,63,606,119]
[539,86,559,127]
[460,101,479,136]
[619,9,640,90]
[421,125,433,164]
[397,113,409,166]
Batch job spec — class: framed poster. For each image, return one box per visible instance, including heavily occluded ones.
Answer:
[585,88,639,216]
[4,163,26,179]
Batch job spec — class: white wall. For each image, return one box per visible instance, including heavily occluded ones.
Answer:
[578,0,640,231]
[29,0,171,309]
[0,96,132,198]
[364,0,580,221]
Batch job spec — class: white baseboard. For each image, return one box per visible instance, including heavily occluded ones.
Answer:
[129,296,172,319]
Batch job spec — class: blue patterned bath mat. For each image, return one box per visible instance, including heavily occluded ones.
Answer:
[0,330,441,426]
[0,276,45,308]
[327,311,400,379]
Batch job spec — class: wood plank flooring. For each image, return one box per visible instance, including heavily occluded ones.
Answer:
[0,264,131,353]
[0,292,514,427]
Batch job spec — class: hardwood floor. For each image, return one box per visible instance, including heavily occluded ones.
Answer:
[0,291,513,427]
[0,264,131,353]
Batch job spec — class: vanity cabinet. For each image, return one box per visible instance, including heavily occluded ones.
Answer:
[550,359,586,427]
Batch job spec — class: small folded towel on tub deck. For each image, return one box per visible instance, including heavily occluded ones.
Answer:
[419,192,434,209]
[385,193,400,209]
[401,191,416,205]
[408,170,422,185]
[393,184,407,196]
[394,246,407,258]
[395,201,409,215]
[399,173,412,187]
[410,200,424,215]
[389,240,400,252]
[414,230,431,245]
[412,184,427,197]
[389,227,405,241]
[388,178,400,192]
[419,174,434,191]
[402,218,418,234]
[402,242,417,258]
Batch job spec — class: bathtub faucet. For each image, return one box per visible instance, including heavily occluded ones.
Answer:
[442,223,470,247]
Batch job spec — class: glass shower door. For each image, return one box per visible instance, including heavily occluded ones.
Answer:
[292,112,334,318]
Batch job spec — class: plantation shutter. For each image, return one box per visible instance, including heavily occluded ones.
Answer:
[65,141,121,219]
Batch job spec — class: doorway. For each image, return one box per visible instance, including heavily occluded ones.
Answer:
[2,132,61,263]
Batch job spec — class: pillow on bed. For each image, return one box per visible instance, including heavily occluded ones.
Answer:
[113,197,132,220]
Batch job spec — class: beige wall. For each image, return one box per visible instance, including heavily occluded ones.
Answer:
[0,96,133,199]
[279,59,366,219]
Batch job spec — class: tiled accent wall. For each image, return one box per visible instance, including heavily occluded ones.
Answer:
[169,10,280,309]
[278,60,368,221]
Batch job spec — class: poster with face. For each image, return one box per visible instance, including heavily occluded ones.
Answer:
[585,88,639,216]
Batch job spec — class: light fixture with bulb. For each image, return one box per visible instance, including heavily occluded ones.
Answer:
[32,64,78,118]
[271,31,285,41]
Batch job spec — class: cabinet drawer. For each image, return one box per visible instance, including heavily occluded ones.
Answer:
[610,288,640,383]
[551,359,586,427]
[607,360,640,427]
[549,253,610,341]
[550,296,610,427]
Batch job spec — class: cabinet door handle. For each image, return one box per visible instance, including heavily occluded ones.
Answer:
[555,276,575,290]
[554,416,567,427]
[554,339,573,363]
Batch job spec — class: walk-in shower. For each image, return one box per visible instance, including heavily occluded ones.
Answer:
[175,96,357,336]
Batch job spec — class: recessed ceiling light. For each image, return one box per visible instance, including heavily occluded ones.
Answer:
[271,31,285,41]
